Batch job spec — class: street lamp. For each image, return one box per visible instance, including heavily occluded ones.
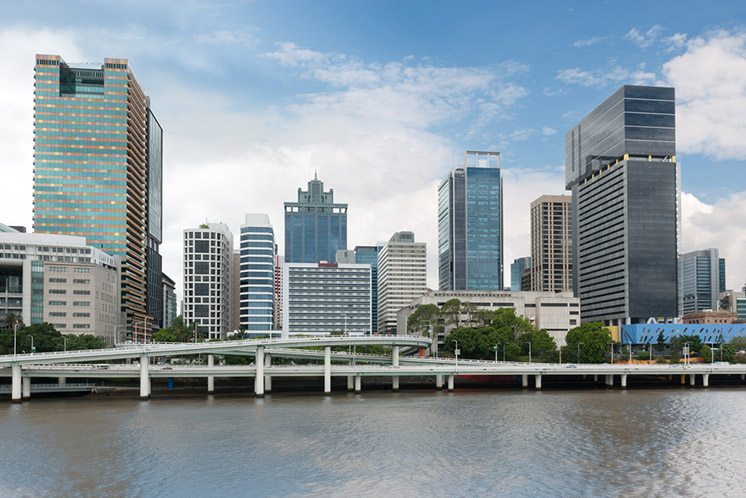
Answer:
[493,344,499,362]
[683,341,691,365]
[526,341,532,364]
[610,342,615,364]
[63,336,67,352]
[29,335,34,354]
[454,339,459,369]
[709,342,715,363]
[13,318,19,358]
[577,342,584,364]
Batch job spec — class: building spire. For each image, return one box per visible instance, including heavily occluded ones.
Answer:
[314,169,318,181]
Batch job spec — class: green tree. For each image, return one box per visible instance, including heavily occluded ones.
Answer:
[700,344,713,363]
[407,304,440,336]
[563,322,613,363]
[440,299,462,329]
[2,313,24,332]
[656,331,666,350]
[521,328,557,361]
[153,315,198,343]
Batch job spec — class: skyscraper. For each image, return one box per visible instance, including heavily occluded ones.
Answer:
[680,249,722,314]
[438,151,503,291]
[530,195,572,293]
[377,232,427,334]
[565,85,678,325]
[284,173,347,263]
[32,54,162,338]
[337,245,382,333]
[510,257,531,291]
[183,223,233,339]
[239,214,276,332]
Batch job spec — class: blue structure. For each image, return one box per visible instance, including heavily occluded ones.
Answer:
[622,323,746,345]
[510,257,531,291]
[438,151,503,291]
[284,173,347,263]
[240,214,276,331]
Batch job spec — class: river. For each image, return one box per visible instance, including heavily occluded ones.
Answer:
[1,388,745,497]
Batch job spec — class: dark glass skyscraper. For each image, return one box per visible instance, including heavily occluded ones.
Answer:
[565,85,679,324]
[284,174,347,263]
[438,151,503,291]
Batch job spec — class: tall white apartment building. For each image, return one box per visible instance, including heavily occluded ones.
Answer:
[377,231,427,334]
[183,223,233,340]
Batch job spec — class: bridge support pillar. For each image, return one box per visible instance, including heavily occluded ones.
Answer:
[58,377,66,386]
[605,375,613,387]
[435,375,444,390]
[621,374,627,388]
[11,364,21,403]
[347,375,354,391]
[207,354,215,393]
[593,374,598,382]
[392,345,400,392]
[689,374,696,387]
[324,347,331,394]
[447,375,454,392]
[255,346,265,397]
[521,374,528,388]
[354,375,361,393]
[535,374,542,389]
[264,354,272,393]
[139,355,150,400]
[741,374,745,381]
[22,376,31,400]
[703,373,710,388]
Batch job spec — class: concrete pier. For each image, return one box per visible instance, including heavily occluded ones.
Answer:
[392,346,400,392]
[264,354,272,393]
[324,347,331,394]
[347,375,354,391]
[435,374,444,390]
[703,373,709,388]
[22,376,30,400]
[354,375,361,393]
[254,346,265,397]
[689,374,696,387]
[139,356,150,400]
[535,374,542,389]
[621,374,627,388]
[521,374,528,388]
[447,375,454,392]
[11,364,21,403]
[207,354,214,393]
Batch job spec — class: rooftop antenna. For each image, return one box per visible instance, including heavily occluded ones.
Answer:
[314,169,318,180]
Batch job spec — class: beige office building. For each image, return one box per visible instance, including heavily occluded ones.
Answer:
[377,232,427,334]
[530,195,572,293]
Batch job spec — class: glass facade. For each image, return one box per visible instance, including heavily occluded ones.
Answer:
[438,151,503,291]
[33,54,154,332]
[30,261,45,324]
[680,249,721,314]
[565,85,678,324]
[510,257,531,291]
[240,215,276,331]
[284,175,347,263]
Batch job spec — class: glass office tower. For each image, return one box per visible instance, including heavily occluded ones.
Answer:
[33,54,160,337]
[679,249,722,314]
[284,174,347,263]
[565,85,678,325]
[438,151,503,291]
[240,214,276,331]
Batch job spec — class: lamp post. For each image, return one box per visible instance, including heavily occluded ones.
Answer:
[683,342,690,365]
[13,319,19,358]
[526,341,532,364]
[454,339,459,369]
[709,342,715,363]
[63,336,67,352]
[493,344,499,363]
[29,335,34,354]
[577,342,584,364]
[610,342,615,364]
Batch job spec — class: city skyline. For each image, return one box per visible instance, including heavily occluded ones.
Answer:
[2,2,746,304]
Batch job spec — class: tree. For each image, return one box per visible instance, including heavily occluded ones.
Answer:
[700,344,713,363]
[407,304,440,336]
[440,299,462,329]
[153,315,198,343]
[2,313,23,332]
[563,322,612,363]
[656,331,666,350]
[522,328,557,361]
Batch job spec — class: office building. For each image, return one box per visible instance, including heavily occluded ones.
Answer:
[284,173,347,263]
[397,290,580,348]
[274,254,284,330]
[230,250,240,332]
[377,232,427,334]
[438,151,503,291]
[239,214,275,332]
[530,195,572,292]
[282,262,371,336]
[719,258,726,293]
[565,85,678,325]
[161,273,176,328]
[0,232,120,344]
[337,245,382,333]
[183,223,233,339]
[32,54,163,339]
[679,249,723,314]
[510,257,531,291]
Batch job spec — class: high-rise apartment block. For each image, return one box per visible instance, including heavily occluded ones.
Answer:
[565,85,679,325]
[377,232,427,334]
[510,257,531,291]
[282,262,371,336]
[530,195,572,292]
[438,151,503,291]
[32,54,163,339]
[239,214,276,332]
[0,232,120,344]
[161,273,176,328]
[183,223,233,339]
[679,249,723,314]
[284,173,347,263]
[274,254,284,330]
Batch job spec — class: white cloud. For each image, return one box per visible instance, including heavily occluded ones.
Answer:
[662,31,746,160]
[557,65,656,88]
[573,36,604,48]
[681,191,746,289]
[542,126,557,136]
[664,32,688,51]
[625,25,664,48]
[194,29,258,47]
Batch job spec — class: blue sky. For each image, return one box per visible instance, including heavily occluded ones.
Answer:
[2,0,746,293]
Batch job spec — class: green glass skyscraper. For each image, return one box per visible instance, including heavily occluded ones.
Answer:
[33,54,161,337]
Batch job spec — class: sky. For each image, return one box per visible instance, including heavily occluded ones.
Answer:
[2,0,746,303]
